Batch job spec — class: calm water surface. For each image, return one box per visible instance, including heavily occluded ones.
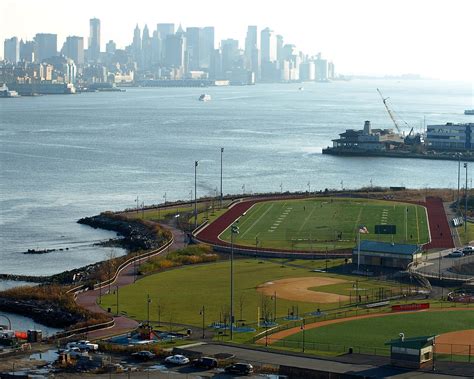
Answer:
[1,80,473,276]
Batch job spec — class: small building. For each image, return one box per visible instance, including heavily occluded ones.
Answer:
[426,123,473,151]
[385,334,436,369]
[353,240,422,269]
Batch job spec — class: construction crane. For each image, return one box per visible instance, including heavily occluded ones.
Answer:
[377,88,409,135]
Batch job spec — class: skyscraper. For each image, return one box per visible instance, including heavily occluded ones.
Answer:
[20,40,36,62]
[4,37,19,63]
[142,25,152,69]
[221,39,239,73]
[244,26,257,70]
[63,36,84,65]
[164,34,185,69]
[88,18,101,62]
[157,24,175,39]
[186,27,201,71]
[132,24,142,66]
[260,28,276,62]
[106,40,116,54]
[200,27,214,70]
[34,33,57,62]
[150,30,161,66]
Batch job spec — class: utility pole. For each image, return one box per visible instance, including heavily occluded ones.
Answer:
[116,285,119,316]
[200,306,205,338]
[457,154,461,212]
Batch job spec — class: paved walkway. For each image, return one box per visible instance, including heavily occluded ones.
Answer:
[75,223,187,340]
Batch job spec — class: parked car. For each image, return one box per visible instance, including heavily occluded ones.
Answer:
[164,354,190,365]
[76,340,99,351]
[131,350,156,360]
[448,250,464,258]
[462,246,474,255]
[65,347,89,359]
[224,362,254,375]
[193,356,218,369]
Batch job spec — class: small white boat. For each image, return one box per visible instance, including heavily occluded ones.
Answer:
[199,94,211,102]
[298,87,304,91]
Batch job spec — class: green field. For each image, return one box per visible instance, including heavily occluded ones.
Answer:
[220,198,430,250]
[276,310,474,351]
[100,259,404,327]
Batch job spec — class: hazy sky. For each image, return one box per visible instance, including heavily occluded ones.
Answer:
[1,0,473,81]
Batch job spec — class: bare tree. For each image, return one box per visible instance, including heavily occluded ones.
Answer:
[238,293,246,322]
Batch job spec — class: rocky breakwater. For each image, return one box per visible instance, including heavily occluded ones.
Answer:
[0,297,81,328]
[78,212,170,251]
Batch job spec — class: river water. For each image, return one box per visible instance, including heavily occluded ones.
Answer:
[1,79,473,277]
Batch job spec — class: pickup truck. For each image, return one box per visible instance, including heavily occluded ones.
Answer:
[67,340,99,351]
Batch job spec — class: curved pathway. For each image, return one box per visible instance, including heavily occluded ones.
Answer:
[75,223,187,340]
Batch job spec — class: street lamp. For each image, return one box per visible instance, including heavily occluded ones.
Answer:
[301,319,306,353]
[116,285,119,316]
[220,148,224,208]
[146,294,152,325]
[457,154,461,212]
[230,224,239,340]
[194,160,199,228]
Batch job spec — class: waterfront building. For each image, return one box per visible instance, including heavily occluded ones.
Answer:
[62,36,84,65]
[150,31,162,66]
[20,40,36,62]
[4,37,19,63]
[88,18,101,62]
[299,61,316,81]
[220,39,240,74]
[276,35,284,62]
[186,27,201,71]
[34,33,57,62]
[244,26,257,69]
[426,123,473,151]
[64,59,77,84]
[157,23,175,39]
[200,27,214,70]
[315,55,328,81]
[328,61,335,79]
[132,24,142,66]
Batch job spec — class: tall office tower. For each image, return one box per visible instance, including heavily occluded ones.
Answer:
[200,27,214,69]
[164,33,185,68]
[157,23,175,39]
[20,40,36,62]
[106,40,116,54]
[142,25,152,69]
[4,37,19,63]
[328,61,335,79]
[220,39,239,73]
[34,33,57,62]
[132,24,142,66]
[315,55,328,81]
[150,30,161,66]
[299,61,316,81]
[260,28,276,62]
[186,27,201,71]
[209,48,222,79]
[251,47,260,80]
[88,18,101,62]
[63,36,84,65]
[276,35,284,62]
[244,26,257,69]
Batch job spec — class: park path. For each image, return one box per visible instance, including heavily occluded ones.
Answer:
[75,223,187,340]
[256,307,474,346]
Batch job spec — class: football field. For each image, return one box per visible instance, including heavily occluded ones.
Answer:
[219,198,430,251]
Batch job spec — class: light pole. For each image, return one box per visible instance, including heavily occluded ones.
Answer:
[116,285,119,316]
[301,319,306,353]
[163,192,167,205]
[220,147,224,208]
[465,163,469,235]
[200,306,205,338]
[194,160,199,229]
[457,154,461,212]
[230,224,239,340]
[146,294,151,325]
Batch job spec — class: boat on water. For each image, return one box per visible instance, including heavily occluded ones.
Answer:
[0,84,19,98]
[199,94,211,102]
[298,87,304,91]
[465,109,474,115]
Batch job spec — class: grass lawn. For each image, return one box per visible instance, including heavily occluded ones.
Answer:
[276,310,474,350]
[457,222,474,245]
[100,259,403,327]
[219,198,429,251]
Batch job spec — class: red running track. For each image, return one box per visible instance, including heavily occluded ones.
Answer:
[196,196,454,253]
[423,197,454,249]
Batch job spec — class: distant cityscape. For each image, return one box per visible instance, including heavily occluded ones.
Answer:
[1,19,341,94]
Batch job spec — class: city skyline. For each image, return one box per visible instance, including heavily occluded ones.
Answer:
[1,0,473,81]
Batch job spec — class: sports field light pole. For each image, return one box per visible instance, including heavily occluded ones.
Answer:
[301,319,306,353]
[146,294,151,325]
[230,224,239,340]
[220,148,224,208]
[194,160,199,229]
[115,285,119,316]
[464,163,468,235]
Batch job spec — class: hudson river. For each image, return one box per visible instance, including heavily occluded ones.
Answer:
[1,79,472,277]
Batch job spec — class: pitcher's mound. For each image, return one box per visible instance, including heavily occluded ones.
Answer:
[257,277,349,303]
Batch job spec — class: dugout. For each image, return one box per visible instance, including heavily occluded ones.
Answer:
[353,240,422,269]
[385,334,436,369]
